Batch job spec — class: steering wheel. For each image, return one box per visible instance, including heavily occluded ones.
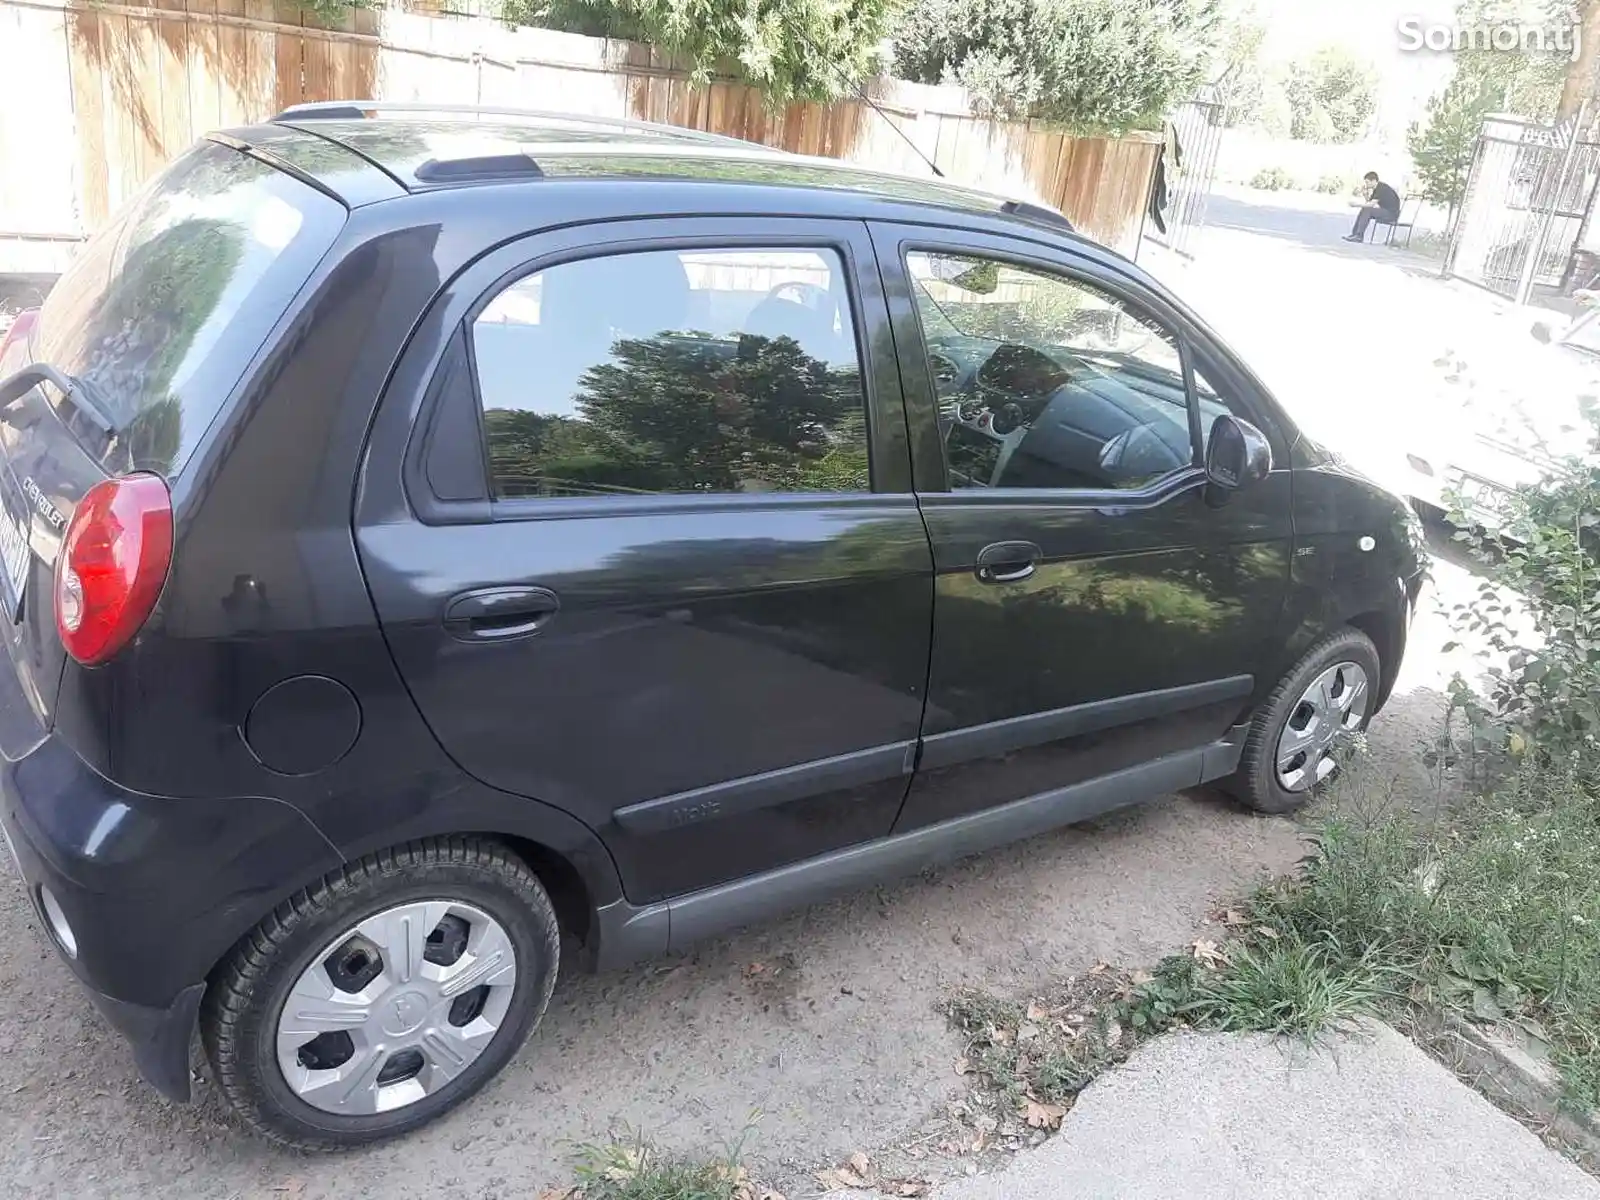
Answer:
[762,280,832,309]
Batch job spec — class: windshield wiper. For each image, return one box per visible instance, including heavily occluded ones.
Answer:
[0,363,118,434]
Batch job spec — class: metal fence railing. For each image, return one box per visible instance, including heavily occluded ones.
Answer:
[1446,108,1600,302]
[1144,97,1225,259]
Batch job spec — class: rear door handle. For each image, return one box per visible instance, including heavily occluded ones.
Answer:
[975,541,1041,584]
[443,586,560,641]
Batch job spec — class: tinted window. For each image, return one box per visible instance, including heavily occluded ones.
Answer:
[472,247,870,499]
[905,251,1196,492]
[35,140,345,476]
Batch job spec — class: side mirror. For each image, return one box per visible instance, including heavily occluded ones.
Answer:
[1205,414,1272,495]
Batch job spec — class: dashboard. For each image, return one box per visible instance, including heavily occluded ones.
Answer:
[925,335,1197,491]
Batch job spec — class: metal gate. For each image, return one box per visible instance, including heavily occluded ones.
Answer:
[1145,97,1225,258]
[1446,110,1600,301]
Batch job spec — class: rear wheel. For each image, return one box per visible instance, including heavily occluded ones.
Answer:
[1225,628,1380,815]
[202,838,559,1149]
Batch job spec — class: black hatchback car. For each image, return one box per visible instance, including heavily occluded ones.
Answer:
[0,102,1425,1147]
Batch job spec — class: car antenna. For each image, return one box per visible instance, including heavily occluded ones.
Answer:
[784,23,945,178]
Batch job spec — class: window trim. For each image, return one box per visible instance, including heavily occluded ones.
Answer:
[897,241,1207,499]
[460,233,887,517]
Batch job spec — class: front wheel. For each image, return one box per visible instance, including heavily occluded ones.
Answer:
[1225,628,1380,815]
[202,838,560,1149]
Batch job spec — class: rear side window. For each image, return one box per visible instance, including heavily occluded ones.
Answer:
[470,246,870,499]
[34,140,345,476]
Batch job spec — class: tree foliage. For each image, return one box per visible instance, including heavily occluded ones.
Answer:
[1281,46,1378,144]
[502,0,896,103]
[889,0,1224,134]
[1453,0,1565,118]
[485,333,868,497]
[1407,58,1506,221]
[1208,3,1267,127]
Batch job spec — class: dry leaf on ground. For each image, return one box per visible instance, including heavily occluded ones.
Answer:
[848,1151,873,1178]
[1025,1000,1050,1021]
[1089,962,1110,974]
[1191,938,1227,967]
[1023,1099,1067,1130]
[953,1055,971,1076]
[816,1164,870,1190]
[1221,908,1249,926]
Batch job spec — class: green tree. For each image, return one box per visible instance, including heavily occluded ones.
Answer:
[1209,3,1267,127]
[1282,46,1378,143]
[1407,57,1506,228]
[890,0,1224,134]
[485,333,867,497]
[1453,0,1564,119]
[503,0,896,103]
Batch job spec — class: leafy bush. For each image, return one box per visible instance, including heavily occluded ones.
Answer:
[1248,166,1296,191]
[890,0,1223,133]
[1447,397,1600,763]
[505,0,897,102]
[1314,173,1349,195]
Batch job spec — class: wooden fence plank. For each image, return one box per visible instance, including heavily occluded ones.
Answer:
[271,1,302,111]
[8,5,1160,256]
[67,7,110,228]
[153,0,192,161]
[185,0,222,136]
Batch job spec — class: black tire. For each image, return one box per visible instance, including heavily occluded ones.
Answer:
[201,837,560,1150]
[1224,628,1381,815]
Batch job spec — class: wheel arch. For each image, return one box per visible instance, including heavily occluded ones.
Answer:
[1347,603,1406,713]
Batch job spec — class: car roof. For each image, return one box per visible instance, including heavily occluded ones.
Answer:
[235,103,1075,235]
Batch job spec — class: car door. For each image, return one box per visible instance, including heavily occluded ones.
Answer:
[355,218,934,904]
[869,223,1294,830]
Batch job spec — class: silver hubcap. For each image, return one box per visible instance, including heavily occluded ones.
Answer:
[1276,661,1370,793]
[275,901,517,1115]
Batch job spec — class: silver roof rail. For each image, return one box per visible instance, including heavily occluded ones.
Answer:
[270,100,756,149]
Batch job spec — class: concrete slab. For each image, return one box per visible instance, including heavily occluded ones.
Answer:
[915,1022,1599,1200]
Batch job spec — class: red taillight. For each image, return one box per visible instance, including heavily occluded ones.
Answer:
[0,308,39,368]
[55,474,173,665]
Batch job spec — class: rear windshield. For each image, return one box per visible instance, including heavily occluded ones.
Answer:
[34,139,345,476]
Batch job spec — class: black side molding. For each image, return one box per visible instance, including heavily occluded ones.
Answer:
[919,675,1253,771]
[590,727,1250,970]
[613,740,916,836]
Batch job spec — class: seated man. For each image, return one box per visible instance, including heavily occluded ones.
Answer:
[1344,171,1401,243]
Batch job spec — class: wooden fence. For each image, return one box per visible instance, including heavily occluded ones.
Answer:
[0,0,1161,272]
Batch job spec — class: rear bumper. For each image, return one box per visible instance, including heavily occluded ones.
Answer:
[0,722,342,1102]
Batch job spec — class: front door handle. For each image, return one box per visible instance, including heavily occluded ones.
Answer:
[975,541,1041,584]
[444,586,560,641]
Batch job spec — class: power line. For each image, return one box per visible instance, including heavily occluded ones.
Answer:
[784,24,945,178]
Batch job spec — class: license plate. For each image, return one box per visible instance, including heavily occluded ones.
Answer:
[1456,475,1513,522]
[0,511,29,621]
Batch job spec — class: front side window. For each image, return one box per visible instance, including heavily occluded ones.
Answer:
[471,246,870,499]
[905,251,1196,492]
